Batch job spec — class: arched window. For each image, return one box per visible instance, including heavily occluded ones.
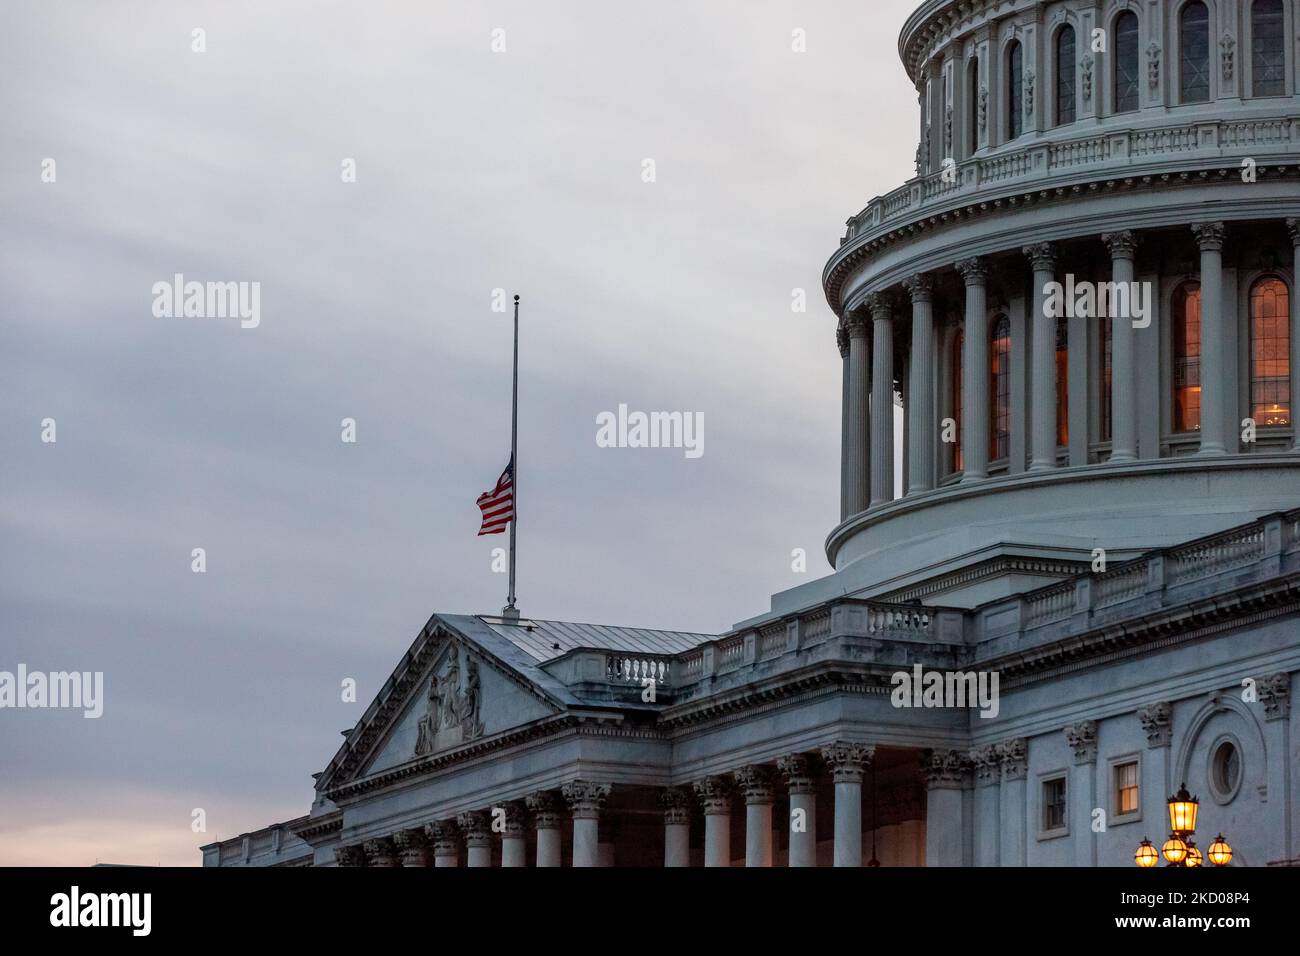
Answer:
[1172,282,1202,432]
[1099,315,1113,441]
[1056,316,1069,447]
[1252,0,1286,97]
[1008,41,1024,140]
[990,316,1011,459]
[952,330,965,472]
[1250,277,1291,426]
[1180,2,1211,104]
[1114,12,1141,113]
[967,57,980,155]
[1056,26,1077,125]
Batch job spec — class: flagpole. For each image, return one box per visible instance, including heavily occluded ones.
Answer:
[504,294,520,621]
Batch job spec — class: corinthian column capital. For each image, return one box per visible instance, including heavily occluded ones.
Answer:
[423,820,461,854]
[1102,230,1139,260]
[921,749,972,790]
[1022,242,1058,272]
[363,836,400,866]
[836,323,850,358]
[392,828,430,866]
[820,742,874,783]
[1064,720,1098,765]
[1287,218,1300,246]
[865,291,896,322]
[561,780,611,820]
[902,273,935,302]
[998,737,1028,781]
[777,753,818,794]
[659,787,693,825]
[733,765,775,805]
[956,257,988,285]
[1192,221,1227,251]
[844,309,871,338]
[971,745,1002,786]
[693,775,734,814]
[525,791,563,829]
[334,843,366,867]
[1137,701,1172,748]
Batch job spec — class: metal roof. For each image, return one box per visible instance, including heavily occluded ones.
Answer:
[477,616,715,663]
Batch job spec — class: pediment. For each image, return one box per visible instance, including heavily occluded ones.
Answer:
[361,640,557,775]
[314,616,573,793]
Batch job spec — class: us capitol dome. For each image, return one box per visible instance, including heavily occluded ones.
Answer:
[204,0,1300,869]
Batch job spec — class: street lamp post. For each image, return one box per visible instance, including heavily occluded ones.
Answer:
[1134,784,1234,868]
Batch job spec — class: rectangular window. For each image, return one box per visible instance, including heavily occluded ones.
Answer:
[1043,776,1067,832]
[1180,5,1211,104]
[1115,761,1139,816]
[1115,14,1140,113]
[1252,0,1286,97]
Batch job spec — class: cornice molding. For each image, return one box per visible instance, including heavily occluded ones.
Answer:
[826,164,1300,314]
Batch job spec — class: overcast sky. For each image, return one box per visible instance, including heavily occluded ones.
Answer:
[0,0,919,865]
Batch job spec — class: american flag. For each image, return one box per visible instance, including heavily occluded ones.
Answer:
[476,458,514,535]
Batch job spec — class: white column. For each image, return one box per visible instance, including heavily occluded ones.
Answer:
[660,788,692,867]
[957,258,990,479]
[996,739,1028,867]
[904,274,936,494]
[844,311,872,515]
[1192,222,1228,455]
[526,791,562,868]
[694,776,733,867]
[501,802,527,868]
[838,326,851,518]
[971,748,1001,867]
[735,766,774,867]
[923,751,969,866]
[1103,232,1140,461]
[458,811,492,868]
[778,754,818,867]
[1065,722,1098,867]
[393,828,430,868]
[1025,242,1059,470]
[1289,221,1300,451]
[426,821,460,868]
[821,742,872,867]
[868,293,895,506]
[562,780,609,868]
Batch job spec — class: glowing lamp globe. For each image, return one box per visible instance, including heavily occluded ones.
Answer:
[1207,834,1233,867]
[1134,838,1159,868]
[1162,836,1188,865]
[1167,784,1199,835]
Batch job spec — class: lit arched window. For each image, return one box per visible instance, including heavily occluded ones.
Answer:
[952,330,965,472]
[1250,277,1291,426]
[990,316,1011,459]
[1056,26,1077,125]
[1100,316,1113,441]
[1180,2,1211,104]
[1114,12,1141,113]
[1008,41,1024,140]
[1172,282,1202,432]
[1252,0,1286,97]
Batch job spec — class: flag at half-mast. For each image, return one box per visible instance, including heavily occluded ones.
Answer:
[476,457,515,536]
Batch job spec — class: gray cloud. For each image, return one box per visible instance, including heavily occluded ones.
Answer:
[0,0,919,863]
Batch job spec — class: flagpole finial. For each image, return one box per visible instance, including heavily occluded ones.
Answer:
[513,294,520,303]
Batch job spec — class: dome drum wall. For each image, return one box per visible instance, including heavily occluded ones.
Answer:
[822,0,1300,598]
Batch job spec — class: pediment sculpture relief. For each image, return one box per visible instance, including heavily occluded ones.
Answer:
[414,647,484,756]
